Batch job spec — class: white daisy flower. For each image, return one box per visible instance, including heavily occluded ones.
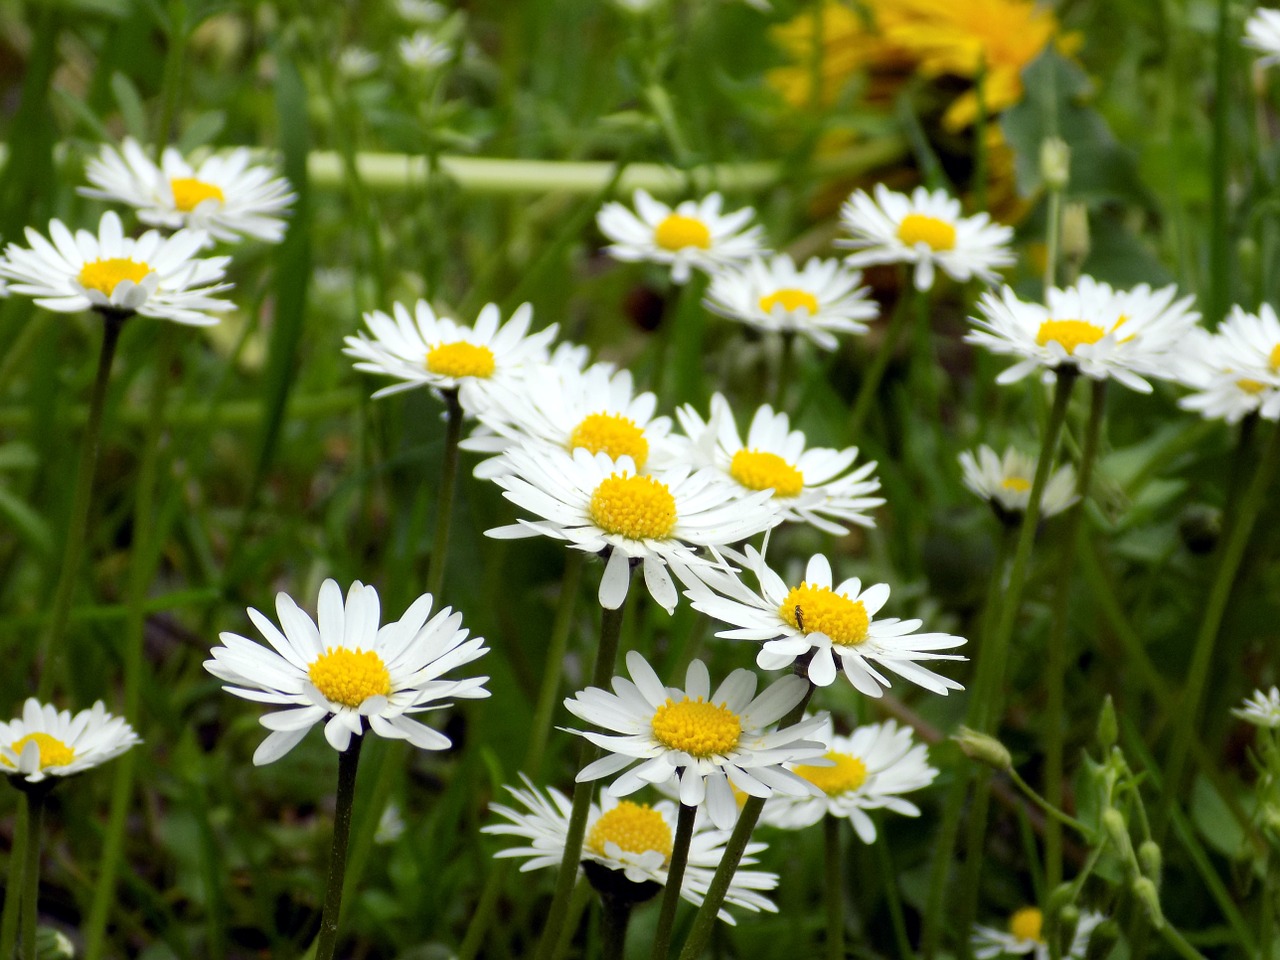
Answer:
[1246,9,1280,66]
[972,907,1105,960]
[687,547,966,697]
[564,652,828,830]
[1175,305,1280,423]
[80,138,295,245]
[967,276,1200,393]
[596,189,764,285]
[1234,687,1280,729]
[485,445,779,613]
[0,699,139,784]
[483,777,778,921]
[399,30,454,70]
[339,46,380,78]
[675,393,883,535]
[759,719,936,841]
[0,211,231,325]
[204,579,490,765]
[396,0,446,22]
[838,184,1014,292]
[703,254,878,350]
[958,445,1079,521]
[343,300,558,417]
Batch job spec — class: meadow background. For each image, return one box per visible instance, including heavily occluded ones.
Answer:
[0,0,1276,958]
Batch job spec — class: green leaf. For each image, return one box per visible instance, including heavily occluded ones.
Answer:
[110,71,150,142]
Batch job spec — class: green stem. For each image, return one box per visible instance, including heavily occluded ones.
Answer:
[36,312,126,698]
[956,776,992,960]
[848,286,913,439]
[20,787,48,960]
[524,552,585,777]
[908,282,941,423]
[427,389,463,600]
[314,734,365,960]
[774,332,796,412]
[533,570,632,960]
[154,0,188,152]
[1208,0,1233,325]
[824,814,844,960]
[601,894,634,960]
[873,829,915,960]
[0,797,28,960]
[1044,186,1064,295]
[1006,768,1091,836]
[1158,921,1210,960]
[650,801,698,960]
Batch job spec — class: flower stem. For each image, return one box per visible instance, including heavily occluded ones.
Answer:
[1006,767,1091,836]
[774,332,796,412]
[824,814,844,960]
[0,797,28,960]
[601,893,635,960]
[650,801,698,960]
[427,388,463,600]
[1208,0,1233,325]
[533,567,632,960]
[314,734,365,960]
[1044,185,1064,295]
[524,551,585,778]
[36,311,126,698]
[20,787,49,960]
[848,284,913,440]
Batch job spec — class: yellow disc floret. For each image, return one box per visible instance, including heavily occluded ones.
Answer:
[793,750,868,795]
[1237,378,1268,395]
[1035,319,1106,356]
[759,288,820,315]
[651,697,743,757]
[1001,476,1032,492]
[729,449,805,498]
[308,647,392,708]
[588,474,677,540]
[426,341,497,379]
[654,214,712,251]
[896,213,957,251]
[1009,906,1045,943]
[78,258,152,297]
[780,583,870,646]
[1270,343,1280,371]
[7,733,76,770]
[569,413,649,468]
[170,177,226,212]
[586,801,673,863]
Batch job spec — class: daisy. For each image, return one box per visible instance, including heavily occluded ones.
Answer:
[596,189,764,284]
[838,184,1014,292]
[0,699,139,785]
[703,254,878,350]
[484,777,777,920]
[959,445,1078,521]
[0,211,232,325]
[687,547,966,696]
[1245,9,1280,67]
[972,907,1104,960]
[1234,687,1280,729]
[343,300,558,416]
[338,47,380,78]
[80,138,295,245]
[564,652,828,830]
[485,446,780,613]
[399,30,454,71]
[675,393,884,535]
[204,579,490,765]
[760,719,936,841]
[1175,306,1280,423]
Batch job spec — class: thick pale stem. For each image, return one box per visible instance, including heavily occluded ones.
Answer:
[650,801,698,960]
[427,389,464,600]
[314,735,365,960]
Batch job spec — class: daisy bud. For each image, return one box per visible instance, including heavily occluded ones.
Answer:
[35,929,75,960]
[1062,203,1090,265]
[1040,136,1070,191]
[1139,839,1163,889]
[953,726,1011,772]
[1048,903,1081,958]
[1132,876,1164,928]
[1102,808,1136,870]
[1095,695,1117,750]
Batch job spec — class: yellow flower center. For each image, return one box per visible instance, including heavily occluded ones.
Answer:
[654,214,712,252]
[759,288,820,315]
[425,341,496,379]
[569,413,649,468]
[77,258,152,297]
[793,750,868,796]
[586,802,673,863]
[779,583,870,646]
[7,733,76,770]
[1001,476,1032,492]
[896,213,956,251]
[1270,343,1280,371]
[588,474,677,540]
[1009,907,1045,943]
[170,177,226,212]
[651,697,743,757]
[1237,378,1268,395]
[308,647,392,708]
[729,449,805,498]
[1035,319,1107,356]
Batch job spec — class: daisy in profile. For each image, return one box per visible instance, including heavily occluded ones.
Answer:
[1234,687,1280,729]
[205,579,490,765]
[80,138,295,245]
[485,446,779,613]
[675,393,883,535]
[688,548,966,696]
[343,300,558,416]
[596,189,763,284]
[1245,9,1280,66]
[703,254,878,350]
[972,906,1105,959]
[959,445,1078,522]
[967,276,1199,392]
[0,211,232,325]
[1175,306,1280,423]
[0,700,139,785]
[760,719,936,841]
[483,777,778,921]
[838,185,1013,291]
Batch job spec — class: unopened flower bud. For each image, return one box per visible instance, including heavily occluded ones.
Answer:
[954,726,1012,771]
[1041,137,1070,191]
[1139,839,1163,889]
[1133,876,1164,928]
[1062,203,1090,266]
[1096,695,1117,750]
[36,929,74,960]
[1103,808,1136,869]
